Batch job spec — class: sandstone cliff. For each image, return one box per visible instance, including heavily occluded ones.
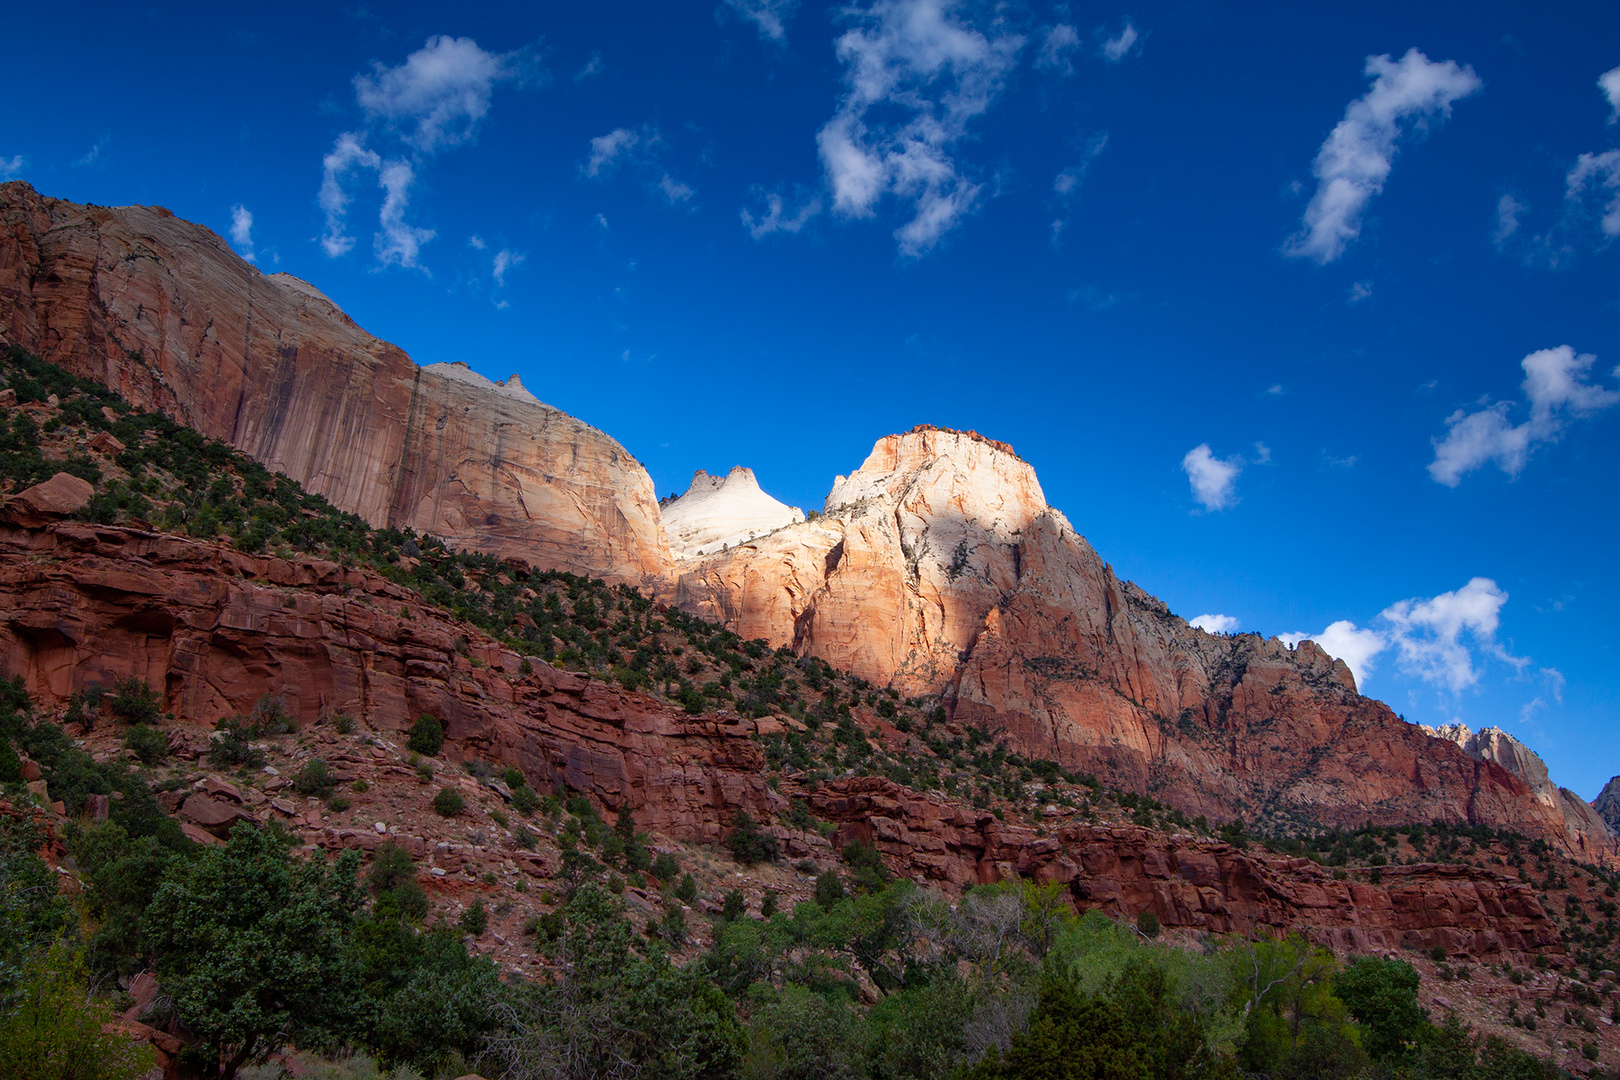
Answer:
[1594,776,1620,833]
[660,466,803,558]
[0,513,1568,960]
[673,428,1616,860]
[0,182,671,584]
[1423,723,1613,852]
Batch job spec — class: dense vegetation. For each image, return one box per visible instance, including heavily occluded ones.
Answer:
[1,346,1615,1077]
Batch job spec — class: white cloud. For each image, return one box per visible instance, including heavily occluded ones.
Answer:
[723,0,800,42]
[1035,24,1080,76]
[1101,21,1139,63]
[1565,149,1620,239]
[491,248,524,287]
[1182,443,1242,511]
[229,205,255,262]
[1285,579,1532,693]
[1253,442,1272,464]
[1601,65,1620,123]
[318,132,382,257]
[1381,577,1518,693]
[1285,48,1482,264]
[658,174,695,204]
[1282,620,1387,688]
[584,128,639,178]
[374,160,435,269]
[1429,345,1620,485]
[582,126,696,205]
[75,135,110,168]
[1048,133,1108,245]
[319,37,536,271]
[1190,613,1239,634]
[817,0,1024,256]
[1493,193,1524,247]
[354,35,534,153]
[468,234,487,251]
[742,188,823,238]
[575,52,603,82]
[1347,280,1373,303]
[0,155,25,180]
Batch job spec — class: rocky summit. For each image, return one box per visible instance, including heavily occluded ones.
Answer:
[0,181,1612,867]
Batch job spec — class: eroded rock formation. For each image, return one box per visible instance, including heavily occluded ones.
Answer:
[660,466,803,558]
[0,182,670,584]
[673,429,1616,859]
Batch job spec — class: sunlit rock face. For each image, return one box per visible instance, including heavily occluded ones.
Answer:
[0,182,673,586]
[661,466,804,559]
[674,427,1617,860]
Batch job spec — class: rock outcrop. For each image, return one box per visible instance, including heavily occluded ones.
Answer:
[0,182,671,585]
[1592,777,1620,834]
[0,517,774,844]
[1424,723,1613,850]
[674,429,1616,860]
[807,776,1562,959]
[660,467,803,558]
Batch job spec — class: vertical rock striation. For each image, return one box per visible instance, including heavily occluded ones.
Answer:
[0,182,672,584]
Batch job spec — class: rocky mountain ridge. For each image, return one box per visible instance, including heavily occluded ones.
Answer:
[0,182,1610,861]
[0,181,669,585]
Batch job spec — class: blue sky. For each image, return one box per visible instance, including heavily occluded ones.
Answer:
[5,1,1619,796]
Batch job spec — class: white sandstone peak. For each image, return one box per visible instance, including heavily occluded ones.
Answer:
[422,362,547,407]
[662,466,804,559]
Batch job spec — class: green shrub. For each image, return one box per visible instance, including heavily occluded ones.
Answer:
[511,784,540,817]
[459,899,488,937]
[674,873,698,904]
[814,869,846,911]
[210,717,264,768]
[107,677,162,726]
[1137,909,1160,939]
[651,851,681,884]
[433,788,465,818]
[408,714,444,757]
[121,724,167,765]
[724,809,779,866]
[293,758,336,798]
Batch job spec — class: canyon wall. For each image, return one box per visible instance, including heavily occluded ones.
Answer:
[0,508,1566,958]
[0,181,670,585]
[672,429,1616,859]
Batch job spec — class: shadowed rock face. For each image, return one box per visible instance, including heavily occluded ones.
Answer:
[0,512,1567,958]
[1594,778,1620,833]
[0,182,671,585]
[674,429,1617,860]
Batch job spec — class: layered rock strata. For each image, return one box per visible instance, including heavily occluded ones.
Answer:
[0,516,773,843]
[673,429,1616,860]
[0,182,670,584]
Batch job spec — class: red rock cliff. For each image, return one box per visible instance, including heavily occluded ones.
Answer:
[0,182,671,585]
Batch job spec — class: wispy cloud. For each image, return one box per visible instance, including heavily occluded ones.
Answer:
[229,205,255,262]
[1601,65,1620,124]
[1182,444,1243,511]
[319,132,383,258]
[581,125,697,206]
[1565,150,1620,239]
[1346,280,1373,303]
[742,186,823,238]
[722,0,800,42]
[1035,23,1080,77]
[1049,133,1108,246]
[1100,21,1139,63]
[575,52,603,82]
[1493,193,1524,247]
[75,135,110,168]
[1285,48,1481,264]
[491,247,525,287]
[817,0,1023,256]
[319,36,539,271]
[0,155,26,180]
[1429,345,1620,485]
